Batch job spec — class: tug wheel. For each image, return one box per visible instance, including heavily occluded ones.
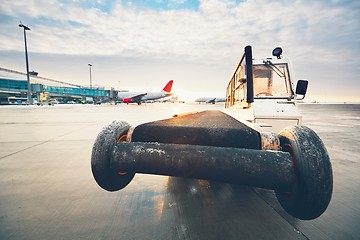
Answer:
[275,125,333,220]
[91,121,135,191]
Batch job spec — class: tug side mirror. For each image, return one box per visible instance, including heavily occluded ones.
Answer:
[296,80,308,100]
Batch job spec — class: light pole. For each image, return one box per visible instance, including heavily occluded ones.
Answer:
[88,64,92,89]
[19,22,31,104]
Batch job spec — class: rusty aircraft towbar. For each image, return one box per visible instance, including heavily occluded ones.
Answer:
[112,141,293,191]
[92,114,332,221]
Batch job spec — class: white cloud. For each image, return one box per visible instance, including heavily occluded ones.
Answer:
[1,0,358,63]
[0,0,359,101]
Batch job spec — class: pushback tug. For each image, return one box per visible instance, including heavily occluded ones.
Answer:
[91,46,333,220]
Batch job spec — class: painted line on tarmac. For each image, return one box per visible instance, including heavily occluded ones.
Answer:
[252,188,310,240]
[0,129,85,160]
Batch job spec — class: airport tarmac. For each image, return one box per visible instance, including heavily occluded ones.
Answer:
[0,103,359,240]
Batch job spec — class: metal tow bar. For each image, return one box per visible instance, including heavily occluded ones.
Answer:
[111,142,293,192]
[91,121,333,220]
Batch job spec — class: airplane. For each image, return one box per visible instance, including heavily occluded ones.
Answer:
[195,97,226,104]
[117,80,174,105]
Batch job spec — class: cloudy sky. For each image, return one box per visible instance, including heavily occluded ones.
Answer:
[0,0,359,102]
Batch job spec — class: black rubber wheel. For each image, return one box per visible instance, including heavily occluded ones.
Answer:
[275,125,333,220]
[91,121,135,191]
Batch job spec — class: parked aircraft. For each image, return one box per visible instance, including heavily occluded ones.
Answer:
[118,80,174,105]
[195,97,226,104]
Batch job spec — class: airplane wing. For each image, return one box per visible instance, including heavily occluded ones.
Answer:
[206,98,216,104]
[123,93,147,104]
[195,97,225,104]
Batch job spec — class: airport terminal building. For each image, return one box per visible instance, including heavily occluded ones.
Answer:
[0,77,117,105]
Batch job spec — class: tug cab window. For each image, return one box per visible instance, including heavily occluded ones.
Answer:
[253,63,292,98]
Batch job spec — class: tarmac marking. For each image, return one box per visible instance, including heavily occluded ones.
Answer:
[253,188,310,240]
[0,128,87,160]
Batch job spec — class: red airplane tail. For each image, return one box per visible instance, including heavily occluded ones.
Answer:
[162,80,174,93]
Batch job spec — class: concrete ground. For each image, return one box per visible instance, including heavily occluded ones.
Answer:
[0,103,359,240]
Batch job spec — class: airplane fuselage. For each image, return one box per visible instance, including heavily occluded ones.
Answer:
[117,80,174,104]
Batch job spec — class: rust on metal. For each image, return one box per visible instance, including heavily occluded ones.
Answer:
[260,132,281,150]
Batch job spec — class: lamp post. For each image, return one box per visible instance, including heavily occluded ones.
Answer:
[88,64,92,89]
[19,22,32,104]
